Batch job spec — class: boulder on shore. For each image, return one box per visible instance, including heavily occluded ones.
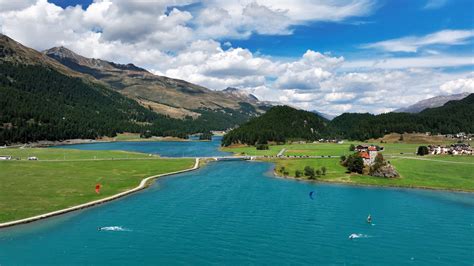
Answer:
[370,164,399,178]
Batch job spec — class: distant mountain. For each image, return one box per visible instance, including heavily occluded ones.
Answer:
[312,110,335,120]
[0,34,192,144]
[221,106,328,146]
[0,34,264,145]
[44,46,266,120]
[330,93,474,140]
[394,92,470,113]
[222,87,259,103]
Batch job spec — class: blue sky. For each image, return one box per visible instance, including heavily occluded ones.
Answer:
[1,0,473,114]
[48,0,474,59]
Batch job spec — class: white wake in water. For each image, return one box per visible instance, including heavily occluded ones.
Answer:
[348,233,371,239]
[98,226,131,232]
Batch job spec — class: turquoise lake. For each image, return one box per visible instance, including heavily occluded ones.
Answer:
[52,136,230,157]
[1,140,473,265]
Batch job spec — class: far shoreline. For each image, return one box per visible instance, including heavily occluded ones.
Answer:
[270,168,474,193]
[1,136,199,149]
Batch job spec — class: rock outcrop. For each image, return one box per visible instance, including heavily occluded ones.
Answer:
[370,164,399,178]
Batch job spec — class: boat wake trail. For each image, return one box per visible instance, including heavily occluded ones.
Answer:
[98,226,131,232]
[348,233,371,239]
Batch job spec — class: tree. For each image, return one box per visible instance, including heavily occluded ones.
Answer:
[295,170,302,178]
[256,144,269,150]
[349,144,355,151]
[321,166,327,175]
[283,171,289,176]
[346,154,364,174]
[370,153,386,174]
[417,146,429,156]
[199,131,213,141]
[279,166,285,173]
[374,153,384,166]
[340,155,347,164]
[399,134,404,141]
[315,169,321,177]
[304,166,315,179]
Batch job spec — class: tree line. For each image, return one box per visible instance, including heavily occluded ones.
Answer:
[221,94,473,146]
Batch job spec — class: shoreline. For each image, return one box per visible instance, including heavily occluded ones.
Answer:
[1,136,193,148]
[0,158,200,229]
[271,169,474,193]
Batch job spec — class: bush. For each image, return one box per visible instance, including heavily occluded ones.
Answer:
[140,130,152,138]
[417,146,429,156]
[279,166,285,173]
[349,144,355,151]
[340,155,347,163]
[199,131,213,140]
[283,171,289,176]
[346,154,364,174]
[321,166,327,175]
[295,170,302,178]
[256,144,269,150]
[304,166,315,179]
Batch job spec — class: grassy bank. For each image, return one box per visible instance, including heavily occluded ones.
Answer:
[270,156,474,191]
[0,148,156,161]
[222,142,423,157]
[0,150,194,223]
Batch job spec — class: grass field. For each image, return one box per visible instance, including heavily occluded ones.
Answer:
[221,144,286,156]
[0,148,157,161]
[113,133,143,141]
[0,149,194,223]
[368,133,455,144]
[270,156,474,191]
[222,142,423,157]
[222,141,467,158]
[269,158,349,180]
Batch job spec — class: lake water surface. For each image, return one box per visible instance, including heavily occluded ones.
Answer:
[53,136,230,157]
[1,140,473,265]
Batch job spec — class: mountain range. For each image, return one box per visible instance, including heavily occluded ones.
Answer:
[1,33,472,145]
[43,46,267,119]
[0,34,266,144]
[394,92,471,113]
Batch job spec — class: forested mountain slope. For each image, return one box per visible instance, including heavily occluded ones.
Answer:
[222,95,473,145]
[44,46,267,119]
[0,34,260,145]
[221,106,328,146]
[329,93,474,140]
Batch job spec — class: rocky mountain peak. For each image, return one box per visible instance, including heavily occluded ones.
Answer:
[395,92,471,113]
[223,87,259,102]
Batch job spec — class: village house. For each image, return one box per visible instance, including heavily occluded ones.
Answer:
[428,144,472,155]
[356,145,382,165]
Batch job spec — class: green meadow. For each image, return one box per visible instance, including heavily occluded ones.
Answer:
[0,148,156,161]
[0,149,194,223]
[222,142,421,157]
[223,141,473,191]
[271,156,474,191]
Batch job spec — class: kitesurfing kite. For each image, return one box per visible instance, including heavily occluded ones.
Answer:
[309,191,315,200]
[95,183,101,194]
